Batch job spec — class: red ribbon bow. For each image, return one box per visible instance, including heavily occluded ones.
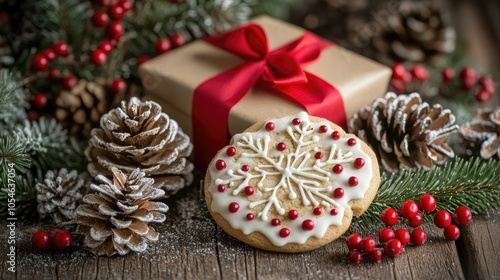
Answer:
[193,24,346,170]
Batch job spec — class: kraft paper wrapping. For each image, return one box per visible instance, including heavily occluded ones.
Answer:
[139,16,391,139]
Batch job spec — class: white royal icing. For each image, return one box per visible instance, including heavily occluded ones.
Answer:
[208,111,373,247]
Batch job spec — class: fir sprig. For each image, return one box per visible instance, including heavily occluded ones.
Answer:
[350,157,500,234]
[0,138,31,178]
[0,69,27,131]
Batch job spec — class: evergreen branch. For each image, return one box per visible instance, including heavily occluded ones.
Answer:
[350,157,500,234]
[0,138,31,180]
[0,69,28,131]
[0,172,37,219]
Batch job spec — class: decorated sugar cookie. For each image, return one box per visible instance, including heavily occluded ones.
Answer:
[204,112,380,252]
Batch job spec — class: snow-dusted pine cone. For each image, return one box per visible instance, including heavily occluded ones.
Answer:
[35,169,85,223]
[348,92,459,172]
[76,168,168,256]
[460,108,500,159]
[85,97,194,197]
[372,1,455,63]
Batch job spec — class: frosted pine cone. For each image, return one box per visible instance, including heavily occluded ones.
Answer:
[35,169,85,223]
[348,92,458,172]
[460,108,500,159]
[76,168,168,256]
[85,97,194,197]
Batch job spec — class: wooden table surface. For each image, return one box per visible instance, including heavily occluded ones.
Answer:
[1,0,499,279]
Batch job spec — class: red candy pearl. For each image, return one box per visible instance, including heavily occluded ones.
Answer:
[381,207,399,226]
[319,125,328,133]
[215,160,226,170]
[241,165,250,172]
[265,122,275,131]
[244,186,254,196]
[288,209,299,220]
[454,206,472,225]
[314,152,323,159]
[277,142,286,151]
[246,213,254,220]
[331,131,340,140]
[332,164,343,174]
[394,228,411,245]
[279,228,290,238]
[333,188,344,198]
[444,225,460,241]
[348,176,358,187]
[292,118,301,125]
[330,208,338,216]
[91,11,109,27]
[434,210,452,228]
[383,238,403,257]
[52,41,69,56]
[302,219,314,230]
[51,230,73,250]
[271,218,281,226]
[400,200,419,219]
[228,202,239,213]
[313,207,323,215]
[418,194,436,213]
[31,231,50,249]
[347,138,357,146]
[410,228,427,246]
[155,38,171,54]
[217,184,225,192]
[226,146,236,156]
[354,158,365,169]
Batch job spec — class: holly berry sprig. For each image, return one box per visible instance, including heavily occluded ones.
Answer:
[390,63,496,103]
[31,227,74,251]
[346,193,472,264]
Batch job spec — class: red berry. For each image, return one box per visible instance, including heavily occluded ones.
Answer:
[410,228,427,246]
[391,63,407,80]
[170,0,183,3]
[391,79,405,94]
[51,230,73,250]
[49,227,61,236]
[120,0,132,11]
[444,225,460,241]
[246,213,254,220]
[346,233,362,251]
[215,159,226,170]
[314,152,323,159]
[460,67,477,90]
[418,194,436,213]
[378,228,395,243]
[313,207,323,215]
[52,41,69,56]
[98,41,113,54]
[277,142,286,151]
[402,71,412,83]
[350,251,363,264]
[271,218,280,226]
[348,176,358,187]
[31,231,50,249]
[368,249,383,262]
[354,158,365,169]
[110,78,126,94]
[228,202,239,213]
[330,208,338,215]
[331,130,340,140]
[32,93,47,108]
[380,208,399,226]
[155,38,171,54]
[280,228,290,238]
[137,55,150,65]
[394,228,410,245]
[302,219,314,230]
[91,11,108,27]
[217,184,225,192]
[410,65,429,81]
[332,164,343,174]
[360,237,376,253]
[288,209,299,220]
[96,0,112,6]
[475,88,491,102]
[347,138,356,146]
[442,68,454,82]
[478,75,495,93]
[226,146,236,156]
[265,122,275,131]
[27,110,39,121]
[31,54,48,71]
[107,21,124,40]
[454,206,472,225]
[48,68,60,81]
[407,215,423,228]
[43,49,56,61]
[244,186,254,196]
[400,200,419,219]
[383,239,403,257]
[108,4,125,20]
[292,118,301,125]
[333,188,344,198]
[91,49,107,66]
[319,125,328,133]
[62,75,78,90]
[434,210,452,228]
[170,33,184,48]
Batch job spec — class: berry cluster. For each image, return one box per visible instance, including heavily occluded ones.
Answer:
[31,228,73,250]
[390,63,496,103]
[346,194,472,263]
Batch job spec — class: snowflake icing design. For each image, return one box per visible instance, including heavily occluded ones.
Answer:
[215,121,355,221]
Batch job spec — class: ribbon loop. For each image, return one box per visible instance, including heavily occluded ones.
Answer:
[262,53,307,85]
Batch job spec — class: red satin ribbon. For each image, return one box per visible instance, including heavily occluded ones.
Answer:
[193,24,346,170]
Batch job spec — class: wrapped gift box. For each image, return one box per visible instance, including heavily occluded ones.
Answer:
[139,16,391,169]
